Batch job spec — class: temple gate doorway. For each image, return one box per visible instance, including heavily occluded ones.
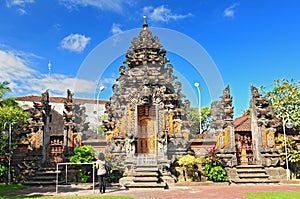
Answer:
[137,105,157,155]
[235,132,255,165]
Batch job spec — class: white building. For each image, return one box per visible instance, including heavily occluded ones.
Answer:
[16,95,107,132]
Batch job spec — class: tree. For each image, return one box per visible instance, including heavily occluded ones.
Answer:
[276,135,300,178]
[265,78,300,128]
[0,81,11,99]
[265,78,300,178]
[187,107,211,135]
[0,81,28,182]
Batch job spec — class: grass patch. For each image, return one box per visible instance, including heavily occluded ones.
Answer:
[0,184,29,195]
[0,184,135,199]
[246,192,300,199]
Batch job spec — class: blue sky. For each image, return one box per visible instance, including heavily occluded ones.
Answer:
[1,0,300,117]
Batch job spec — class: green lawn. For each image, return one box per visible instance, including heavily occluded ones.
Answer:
[246,192,300,199]
[0,184,135,199]
[0,184,28,195]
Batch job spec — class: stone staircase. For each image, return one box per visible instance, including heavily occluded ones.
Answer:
[230,165,280,184]
[22,167,61,185]
[125,165,167,189]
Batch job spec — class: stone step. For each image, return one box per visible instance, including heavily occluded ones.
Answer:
[237,169,266,174]
[133,177,159,182]
[136,165,159,167]
[30,175,58,180]
[39,167,57,171]
[238,174,269,179]
[231,179,280,184]
[135,167,158,172]
[22,180,57,185]
[236,165,264,169]
[126,182,167,189]
[133,172,159,177]
[35,170,61,175]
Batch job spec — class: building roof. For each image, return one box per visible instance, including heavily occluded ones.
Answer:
[234,111,251,132]
[49,109,64,136]
[15,95,108,105]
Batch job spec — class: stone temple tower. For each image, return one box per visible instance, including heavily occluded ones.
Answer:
[104,17,191,188]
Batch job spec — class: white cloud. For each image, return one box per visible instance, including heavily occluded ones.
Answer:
[17,8,27,15]
[59,0,125,13]
[223,3,239,18]
[60,34,91,53]
[5,0,34,15]
[143,5,192,22]
[111,23,123,35]
[6,0,34,7]
[0,50,37,82]
[0,47,97,97]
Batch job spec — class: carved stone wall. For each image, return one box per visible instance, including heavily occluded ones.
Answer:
[250,85,282,166]
[211,85,237,167]
[104,17,191,172]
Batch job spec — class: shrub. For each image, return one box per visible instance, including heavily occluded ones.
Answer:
[70,145,96,163]
[70,145,96,183]
[203,147,227,182]
[104,153,122,183]
[276,136,300,178]
[178,154,203,181]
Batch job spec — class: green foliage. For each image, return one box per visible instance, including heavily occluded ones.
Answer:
[0,81,11,99]
[276,135,300,178]
[104,153,122,183]
[187,107,211,134]
[276,135,300,163]
[204,164,227,182]
[97,114,109,136]
[203,147,227,182]
[0,82,29,183]
[178,155,202,171]
[0,165,7,179]
[297,170,300,178]
[178,154,203,181]
[70,146,96,183]
[79,168,90,183]
[265,78,300,128]
[70,145,96,163]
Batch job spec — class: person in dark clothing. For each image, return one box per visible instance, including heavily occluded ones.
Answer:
[96,153,107,194]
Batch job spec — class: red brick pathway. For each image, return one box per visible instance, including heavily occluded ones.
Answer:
[2,184,300,199]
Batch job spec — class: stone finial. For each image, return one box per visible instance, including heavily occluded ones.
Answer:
[143,16,148,27]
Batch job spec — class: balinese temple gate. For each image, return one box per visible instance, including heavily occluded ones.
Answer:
[211,85,286,183]
[104,17,191,188]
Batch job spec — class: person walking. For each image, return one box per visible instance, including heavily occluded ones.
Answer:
[96,153,107,194]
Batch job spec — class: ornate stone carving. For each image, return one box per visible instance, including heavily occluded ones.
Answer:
[210,85,234,132]
[251,85,275,128]
[104,17,191,173]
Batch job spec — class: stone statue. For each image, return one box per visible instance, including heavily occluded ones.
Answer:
[41,89,49,104]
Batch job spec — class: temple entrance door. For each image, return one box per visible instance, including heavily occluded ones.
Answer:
[137,105,156,155]
[235,132,255,165]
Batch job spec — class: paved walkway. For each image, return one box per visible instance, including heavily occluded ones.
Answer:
[2,184,300,199]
